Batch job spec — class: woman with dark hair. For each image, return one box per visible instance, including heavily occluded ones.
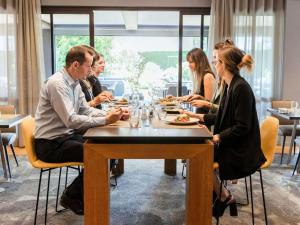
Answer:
[168,48,216,109]
[183,40,234,125]
[210,46,266,217]
[79,46,112,109]
[185,48,216,102]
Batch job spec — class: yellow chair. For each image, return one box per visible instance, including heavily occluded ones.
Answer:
[245,116,279,225]
[215,116,279,225]
[21,116,83,225]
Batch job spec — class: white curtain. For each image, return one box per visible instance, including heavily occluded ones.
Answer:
[209,0,285,119]
[233,0,285,119]
[0,0,17,106]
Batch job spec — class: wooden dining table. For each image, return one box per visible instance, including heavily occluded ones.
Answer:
[0,114,28,179]
[83,116,213,225]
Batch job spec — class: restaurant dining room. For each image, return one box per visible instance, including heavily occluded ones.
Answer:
[0,0,300,224]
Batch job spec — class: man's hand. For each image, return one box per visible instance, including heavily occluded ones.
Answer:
[105,108,122,125]
[121,108,129,120]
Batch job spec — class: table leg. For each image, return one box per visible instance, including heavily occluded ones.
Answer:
[0,132,8,179]
[85,146,110,225]
[287,120,297,164]
[186,145,212,224]
[164,159,177,175]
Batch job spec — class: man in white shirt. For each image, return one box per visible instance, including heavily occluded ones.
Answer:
[34,45,126,215]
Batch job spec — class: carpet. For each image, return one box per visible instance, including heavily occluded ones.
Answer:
[0,154,300,225]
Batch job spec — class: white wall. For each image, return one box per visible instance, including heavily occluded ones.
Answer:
[41,0,211,7]
[283,0,300,103]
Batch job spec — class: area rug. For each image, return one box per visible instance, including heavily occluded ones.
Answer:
[0,154,300,225]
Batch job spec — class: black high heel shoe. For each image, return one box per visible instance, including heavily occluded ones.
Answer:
[213,195,238,218]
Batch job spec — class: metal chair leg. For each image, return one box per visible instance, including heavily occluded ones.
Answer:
[44,170,51,225]
[259,169,268,225]
[55,168,62,212]
[280,136,286,164]
[65,167,69,188]
[249,175,254,225]
[10,144,19,166]
[34,169,43,225]
[292,151,300,175]
[216,180,224,225]
[3,145,12,178]
[243,177,249,205]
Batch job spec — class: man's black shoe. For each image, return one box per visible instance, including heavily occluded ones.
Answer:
[60,190,84,215]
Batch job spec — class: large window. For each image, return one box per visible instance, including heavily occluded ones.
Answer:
[41,8,210,99]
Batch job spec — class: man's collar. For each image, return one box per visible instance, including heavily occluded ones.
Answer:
[62,68,79,87]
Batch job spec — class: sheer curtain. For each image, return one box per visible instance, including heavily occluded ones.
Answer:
[233,0,285,119]
[209,0,285,119]
[0,0,17,106]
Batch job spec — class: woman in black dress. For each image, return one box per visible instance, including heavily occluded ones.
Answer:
[211,46,266,217]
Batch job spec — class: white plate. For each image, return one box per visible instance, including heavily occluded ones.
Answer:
[165,117,199,125]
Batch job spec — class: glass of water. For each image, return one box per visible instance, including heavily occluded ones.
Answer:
[157,109,167,120]
[129,108,140,128]
[291,101,298,113]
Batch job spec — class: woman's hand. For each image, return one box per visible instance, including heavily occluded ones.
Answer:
[89,97,102,107]
[97,94,111,103]
[100,91,113,99]
[181,110,197,118]
[190,100,210,108]
[213,134,220,145]
[187,94,205,101]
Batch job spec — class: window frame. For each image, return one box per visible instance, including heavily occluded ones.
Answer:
[41,6,210,96]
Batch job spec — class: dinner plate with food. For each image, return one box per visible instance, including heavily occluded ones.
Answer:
[159,98,178,106]
[165,114,199,125]
[114,98,129,105]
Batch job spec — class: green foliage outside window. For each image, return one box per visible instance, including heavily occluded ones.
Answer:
[55,35,114,72]
[55,36,90,71]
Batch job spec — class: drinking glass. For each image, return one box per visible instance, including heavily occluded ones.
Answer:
[291,101,298,113]
[129,108,140,128]
[157,109,167,120]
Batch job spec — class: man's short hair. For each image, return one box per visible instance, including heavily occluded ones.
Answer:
[65,45,94,68]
